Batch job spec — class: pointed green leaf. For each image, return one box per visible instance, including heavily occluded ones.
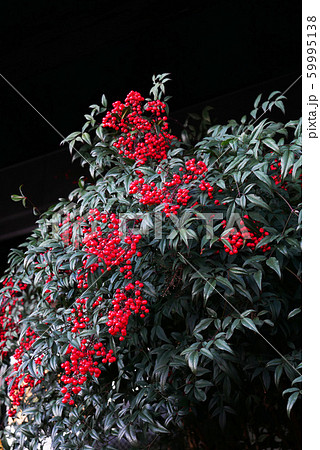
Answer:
[11,194,25,202]
[288,307,301,319]
[187,351,199,373]
[263,138,279,153]
[254,94,262,108]
[253,270,262,290]
[253,170,272,188]
[214,339,234,354]
[281,149,295,179]
[246,194,271,211]
[101,94,107,107]
[216,276,234,293]
[156,326,171,343]
[287,391,300,417]
[193,318,213,335]
[82,132,91,145]
[200,348,214,360]
[203,280,216,302]
[241,317,258,332]
[274,365,283,387]
[266,257,281,278]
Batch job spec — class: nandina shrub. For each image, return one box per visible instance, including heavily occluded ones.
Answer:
[0,75,301,449]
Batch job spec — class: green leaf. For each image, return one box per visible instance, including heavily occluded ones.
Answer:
[254,94,262,108]
[194,388,207,402]
[281,149,295,179]
[200,348,214,360]
[225,155,246,173]
[253,270,262,290]
[266,257,281,278]
[149,421,169,434]
[263,138,279,153]
[101,94,107,107]
[292,156,302,179]
[187,351,199,373]
[253,170,272,188]
[214,339,234,354]
[237,195,247,209]
[274,365,283,387]
[82,132,92,145]
[268,90,281,100]
[63,131,81,143]
[283,387,299,395]
[288,308,301,319]
[11,194,25,202]
[220,238,233,251]
[241,317,258,332]
[246,194,271,211]
[275,100,285,114]
[206,307,217,318]
[292,375,302,385]
[255,234,277,249]
[193,318,213,335]
[179,228,189,246]
[203,280,216,302]
[195,379,213,388]
[229,267,247,275]
[216,276,234,293]
[287,391,300,417]
[89,429,100,441]
[155,326,171,343]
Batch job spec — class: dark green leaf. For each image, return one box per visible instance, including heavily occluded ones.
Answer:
[266,257,281,278]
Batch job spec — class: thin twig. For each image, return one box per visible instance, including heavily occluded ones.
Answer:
[274,191,299,216]
[284,267,302,283]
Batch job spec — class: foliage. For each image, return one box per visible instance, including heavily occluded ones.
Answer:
[0,75,301,449]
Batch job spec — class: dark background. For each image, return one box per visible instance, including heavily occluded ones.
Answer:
[0,0,301,271]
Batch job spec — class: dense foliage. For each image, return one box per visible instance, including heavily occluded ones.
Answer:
[0,75,301,449]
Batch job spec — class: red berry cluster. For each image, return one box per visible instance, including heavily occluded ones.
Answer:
[199,179,215,199]
[130,158,219,216]
[144,99,166,115]
[107,281,148,341]
[6,328,41,417]
[270,157,297,190]
[61,293,119,405]
[77,209,142,285]
[270,158,286,187]
[0,279,26,359]
[57,208,148,406]
[129,172,191,217]
[185,158,208,175]
[67,297,90,333]
[221,216,271,255]
[178,158,209,186]
[60,281,148,404]
[102,91,176,165]
[59,213,84,248]
[60,338,116,405]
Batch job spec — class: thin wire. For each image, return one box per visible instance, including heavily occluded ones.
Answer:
[0,73,65,140]
[0,72,104,178]
[251,74,302,127]
[177,252,301,377]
